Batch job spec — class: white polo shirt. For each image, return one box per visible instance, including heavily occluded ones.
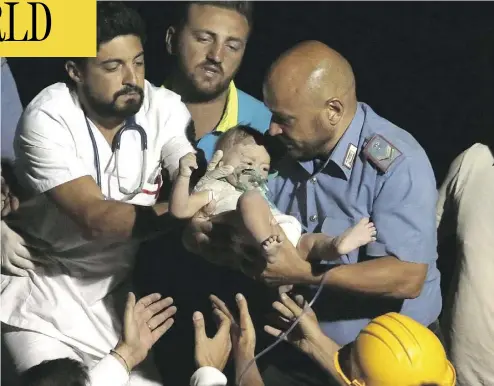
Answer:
[437,143,494,386]
[1,81,194,359]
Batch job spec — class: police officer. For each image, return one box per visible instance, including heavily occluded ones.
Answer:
[185,41,442,386]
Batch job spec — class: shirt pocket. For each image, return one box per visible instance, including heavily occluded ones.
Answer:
[106,150,144,194]
[321,215,358,264]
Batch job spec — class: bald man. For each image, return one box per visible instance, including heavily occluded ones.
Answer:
[185,41,442,386]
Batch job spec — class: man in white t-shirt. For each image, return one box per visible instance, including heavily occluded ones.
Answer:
[437,142,494,386]
[0,3,196,385]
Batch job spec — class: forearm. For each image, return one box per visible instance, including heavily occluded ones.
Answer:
[170,176,194,218]
[234,352,264,386]
[306,335,345,385]
[84,199,178,242]
[301,256,425,299]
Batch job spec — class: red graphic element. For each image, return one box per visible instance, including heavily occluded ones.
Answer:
[141,173,163,198]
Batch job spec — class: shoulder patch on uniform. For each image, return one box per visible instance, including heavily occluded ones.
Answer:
[363,134,402,173]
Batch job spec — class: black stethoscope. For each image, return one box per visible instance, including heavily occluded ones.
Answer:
[84,114,148,196]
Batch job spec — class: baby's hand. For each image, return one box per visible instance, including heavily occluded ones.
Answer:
[179,152,198,177]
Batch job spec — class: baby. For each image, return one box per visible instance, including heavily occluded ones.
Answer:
[170,125,376,264]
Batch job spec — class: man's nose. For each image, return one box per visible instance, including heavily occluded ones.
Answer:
[206,42,225,64]
[268,122,283,136]
[122,64,138,86]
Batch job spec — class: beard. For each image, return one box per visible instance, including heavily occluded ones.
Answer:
[190,77,230,101]
[83,84,144,120]
[284,138,331,162]
[175,59,234,103]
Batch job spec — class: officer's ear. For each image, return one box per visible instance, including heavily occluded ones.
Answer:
[166,26,177,55]
[324,98,344,126]
[65,60,84,85]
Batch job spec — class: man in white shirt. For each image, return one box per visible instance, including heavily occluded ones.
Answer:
[437,142,494,386]
[1,2,195,384]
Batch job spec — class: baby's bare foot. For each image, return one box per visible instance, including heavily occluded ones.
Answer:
[333,218,377,256]
[262,235,284,263]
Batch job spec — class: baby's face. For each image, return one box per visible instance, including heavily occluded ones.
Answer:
[220,140,271,188]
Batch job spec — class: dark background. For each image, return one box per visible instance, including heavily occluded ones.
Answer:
[8,1,494,184]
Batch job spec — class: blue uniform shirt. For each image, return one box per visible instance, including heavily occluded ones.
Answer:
[267,102,442,345]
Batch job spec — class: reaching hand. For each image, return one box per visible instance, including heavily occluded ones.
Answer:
[210,293,256,358]
[194,150,234,192]
[179,152,199,178]
[264,293,324,357]
[210,294,264,386]
[113,292,176,371]
[1,221,42,277]
[193,308,232,372]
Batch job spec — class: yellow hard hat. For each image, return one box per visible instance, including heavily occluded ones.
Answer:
[334,312,456,386]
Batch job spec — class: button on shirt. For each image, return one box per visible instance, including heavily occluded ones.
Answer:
[268,102,442,345]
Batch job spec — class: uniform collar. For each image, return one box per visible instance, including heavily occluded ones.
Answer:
[297,102,365,180]
[162,79,238,133]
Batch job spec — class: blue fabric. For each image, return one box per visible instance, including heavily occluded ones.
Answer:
[1,59,23,162]
[197,89,271,161]
[267,102,442,345]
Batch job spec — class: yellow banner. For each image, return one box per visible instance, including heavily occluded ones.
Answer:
[0,0,96,57]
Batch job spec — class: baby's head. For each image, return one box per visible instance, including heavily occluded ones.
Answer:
[214,125,271,190]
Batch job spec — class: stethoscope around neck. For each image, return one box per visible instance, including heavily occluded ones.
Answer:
[84,114,148,197]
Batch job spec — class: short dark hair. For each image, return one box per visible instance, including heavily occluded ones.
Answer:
[69,2,146,68]
[96,2,146,49]
[20,358,89,386]
[214,124,266,154]
[173,1,253,30]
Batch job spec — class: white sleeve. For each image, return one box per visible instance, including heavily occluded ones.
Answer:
[88,354,130,386]
[436,147,467,241]
[160,100,195,179]
[14,109,90,194]
[189,366,228,386]
[161,135,195,179]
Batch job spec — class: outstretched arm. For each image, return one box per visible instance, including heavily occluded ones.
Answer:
[89,292,176,386]
[264,293,345,385]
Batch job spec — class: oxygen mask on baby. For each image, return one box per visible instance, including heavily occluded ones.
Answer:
[233,165,268,193]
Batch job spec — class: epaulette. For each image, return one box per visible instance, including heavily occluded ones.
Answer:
[362,134,402,173]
